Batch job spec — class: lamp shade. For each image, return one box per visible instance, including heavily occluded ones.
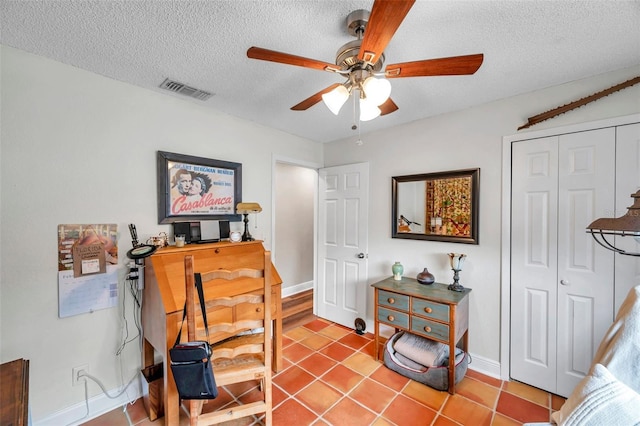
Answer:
[236,202,262,214]
[322,85,350,115]
[362,76,391,106]
[586,190,640,255]
[359,98,381,121]
[587,190,640,234]
[448,253,466,270]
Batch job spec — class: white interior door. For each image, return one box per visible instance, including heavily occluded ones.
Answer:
[555,129,615,396]
[317,163,369,329]
[510,136,560,391]
[510,128,615,397]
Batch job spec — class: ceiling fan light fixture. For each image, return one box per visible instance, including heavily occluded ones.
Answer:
[362,76,391,106]
[322,84,350,115]
[359,97,381,121]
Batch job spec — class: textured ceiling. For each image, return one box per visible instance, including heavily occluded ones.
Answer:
[1,0,639,143]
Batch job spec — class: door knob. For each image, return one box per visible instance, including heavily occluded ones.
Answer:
[357,253,366,259]
[560,279,570,286]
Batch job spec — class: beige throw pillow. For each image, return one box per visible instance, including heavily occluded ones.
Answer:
[551,364,640,426]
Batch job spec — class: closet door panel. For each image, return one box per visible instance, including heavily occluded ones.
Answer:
[510,137,559,391]
[563,294,596,374]
[556,128,615,397]
[565,189,597,270]
[615,123,640,311]
[525,288,552,364]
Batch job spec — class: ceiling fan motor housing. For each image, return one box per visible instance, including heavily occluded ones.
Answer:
[336,40,384,72]
[347,9,370,37]
[337,9,384,73]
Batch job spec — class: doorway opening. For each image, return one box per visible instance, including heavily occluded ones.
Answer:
[273,158,318,304]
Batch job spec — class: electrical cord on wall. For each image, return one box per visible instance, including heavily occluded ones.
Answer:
[77,369,140,399]
[131,278,143,353]
[65,369,140,426]
[69,271,145,425]
[115,274,144,407]
[65,378,90,426]
[115,277,142,356]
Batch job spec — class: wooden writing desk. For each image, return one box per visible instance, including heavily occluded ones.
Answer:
[142,241,282,425]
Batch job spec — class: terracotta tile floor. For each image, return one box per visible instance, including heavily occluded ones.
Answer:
[82,318,563,425]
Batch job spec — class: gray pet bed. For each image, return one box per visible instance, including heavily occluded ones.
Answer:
[383,331,469,391]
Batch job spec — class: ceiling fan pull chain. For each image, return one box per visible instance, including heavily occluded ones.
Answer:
[351,92,358,130]
[355,96,363,146]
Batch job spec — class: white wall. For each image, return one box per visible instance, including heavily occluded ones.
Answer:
[324,64,640,375]
[0,46,323,423]
[274,162,316,292]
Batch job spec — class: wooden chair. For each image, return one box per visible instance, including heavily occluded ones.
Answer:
[183,252,272,425]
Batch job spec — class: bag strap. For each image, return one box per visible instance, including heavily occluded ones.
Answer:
[195,273,210,342]
[173,273,209,347]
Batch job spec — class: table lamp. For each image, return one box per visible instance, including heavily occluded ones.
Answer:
[448,253,467,292]
[236,202,262,241]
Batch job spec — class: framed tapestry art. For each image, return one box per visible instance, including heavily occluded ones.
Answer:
[157,151,242,224]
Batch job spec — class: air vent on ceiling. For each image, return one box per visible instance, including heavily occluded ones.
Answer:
[159,78,213,101]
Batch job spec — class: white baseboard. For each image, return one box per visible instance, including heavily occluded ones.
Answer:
[34,379,143,426]
[35,346,499,425]
[467,352,502,380]
[281,281,313,298]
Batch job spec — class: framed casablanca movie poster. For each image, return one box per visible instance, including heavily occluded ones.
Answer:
[157,151,242,224]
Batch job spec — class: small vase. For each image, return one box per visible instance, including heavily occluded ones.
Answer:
[416,267,435,285]
[392,261,404,281]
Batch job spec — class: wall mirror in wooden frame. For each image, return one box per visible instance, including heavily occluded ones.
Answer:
[392,168,479,244]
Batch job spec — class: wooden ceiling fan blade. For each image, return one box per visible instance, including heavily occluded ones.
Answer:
[247,47,342,73]
[291,83,342,111]
[379,98,398,115]
[385,54,484,78]
[358,0,415,65]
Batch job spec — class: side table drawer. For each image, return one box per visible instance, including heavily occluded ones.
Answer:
[412,299,450,322]
[378,290,409,312]
[378,307,409,329]
[411,316,449,342]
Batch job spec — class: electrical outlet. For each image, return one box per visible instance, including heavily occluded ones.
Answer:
[72,364,89,386]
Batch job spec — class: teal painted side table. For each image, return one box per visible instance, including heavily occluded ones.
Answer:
[372,277,471,394]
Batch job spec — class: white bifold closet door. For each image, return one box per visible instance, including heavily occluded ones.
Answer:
[614,123,640,311]
[510,128,615,397]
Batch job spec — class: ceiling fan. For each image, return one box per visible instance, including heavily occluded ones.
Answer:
[247,0,484,122]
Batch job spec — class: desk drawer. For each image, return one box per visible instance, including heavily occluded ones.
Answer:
[378,307,409,329]
[411,316,449,342]
[378,290,409,312]
[412,299,449,322]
